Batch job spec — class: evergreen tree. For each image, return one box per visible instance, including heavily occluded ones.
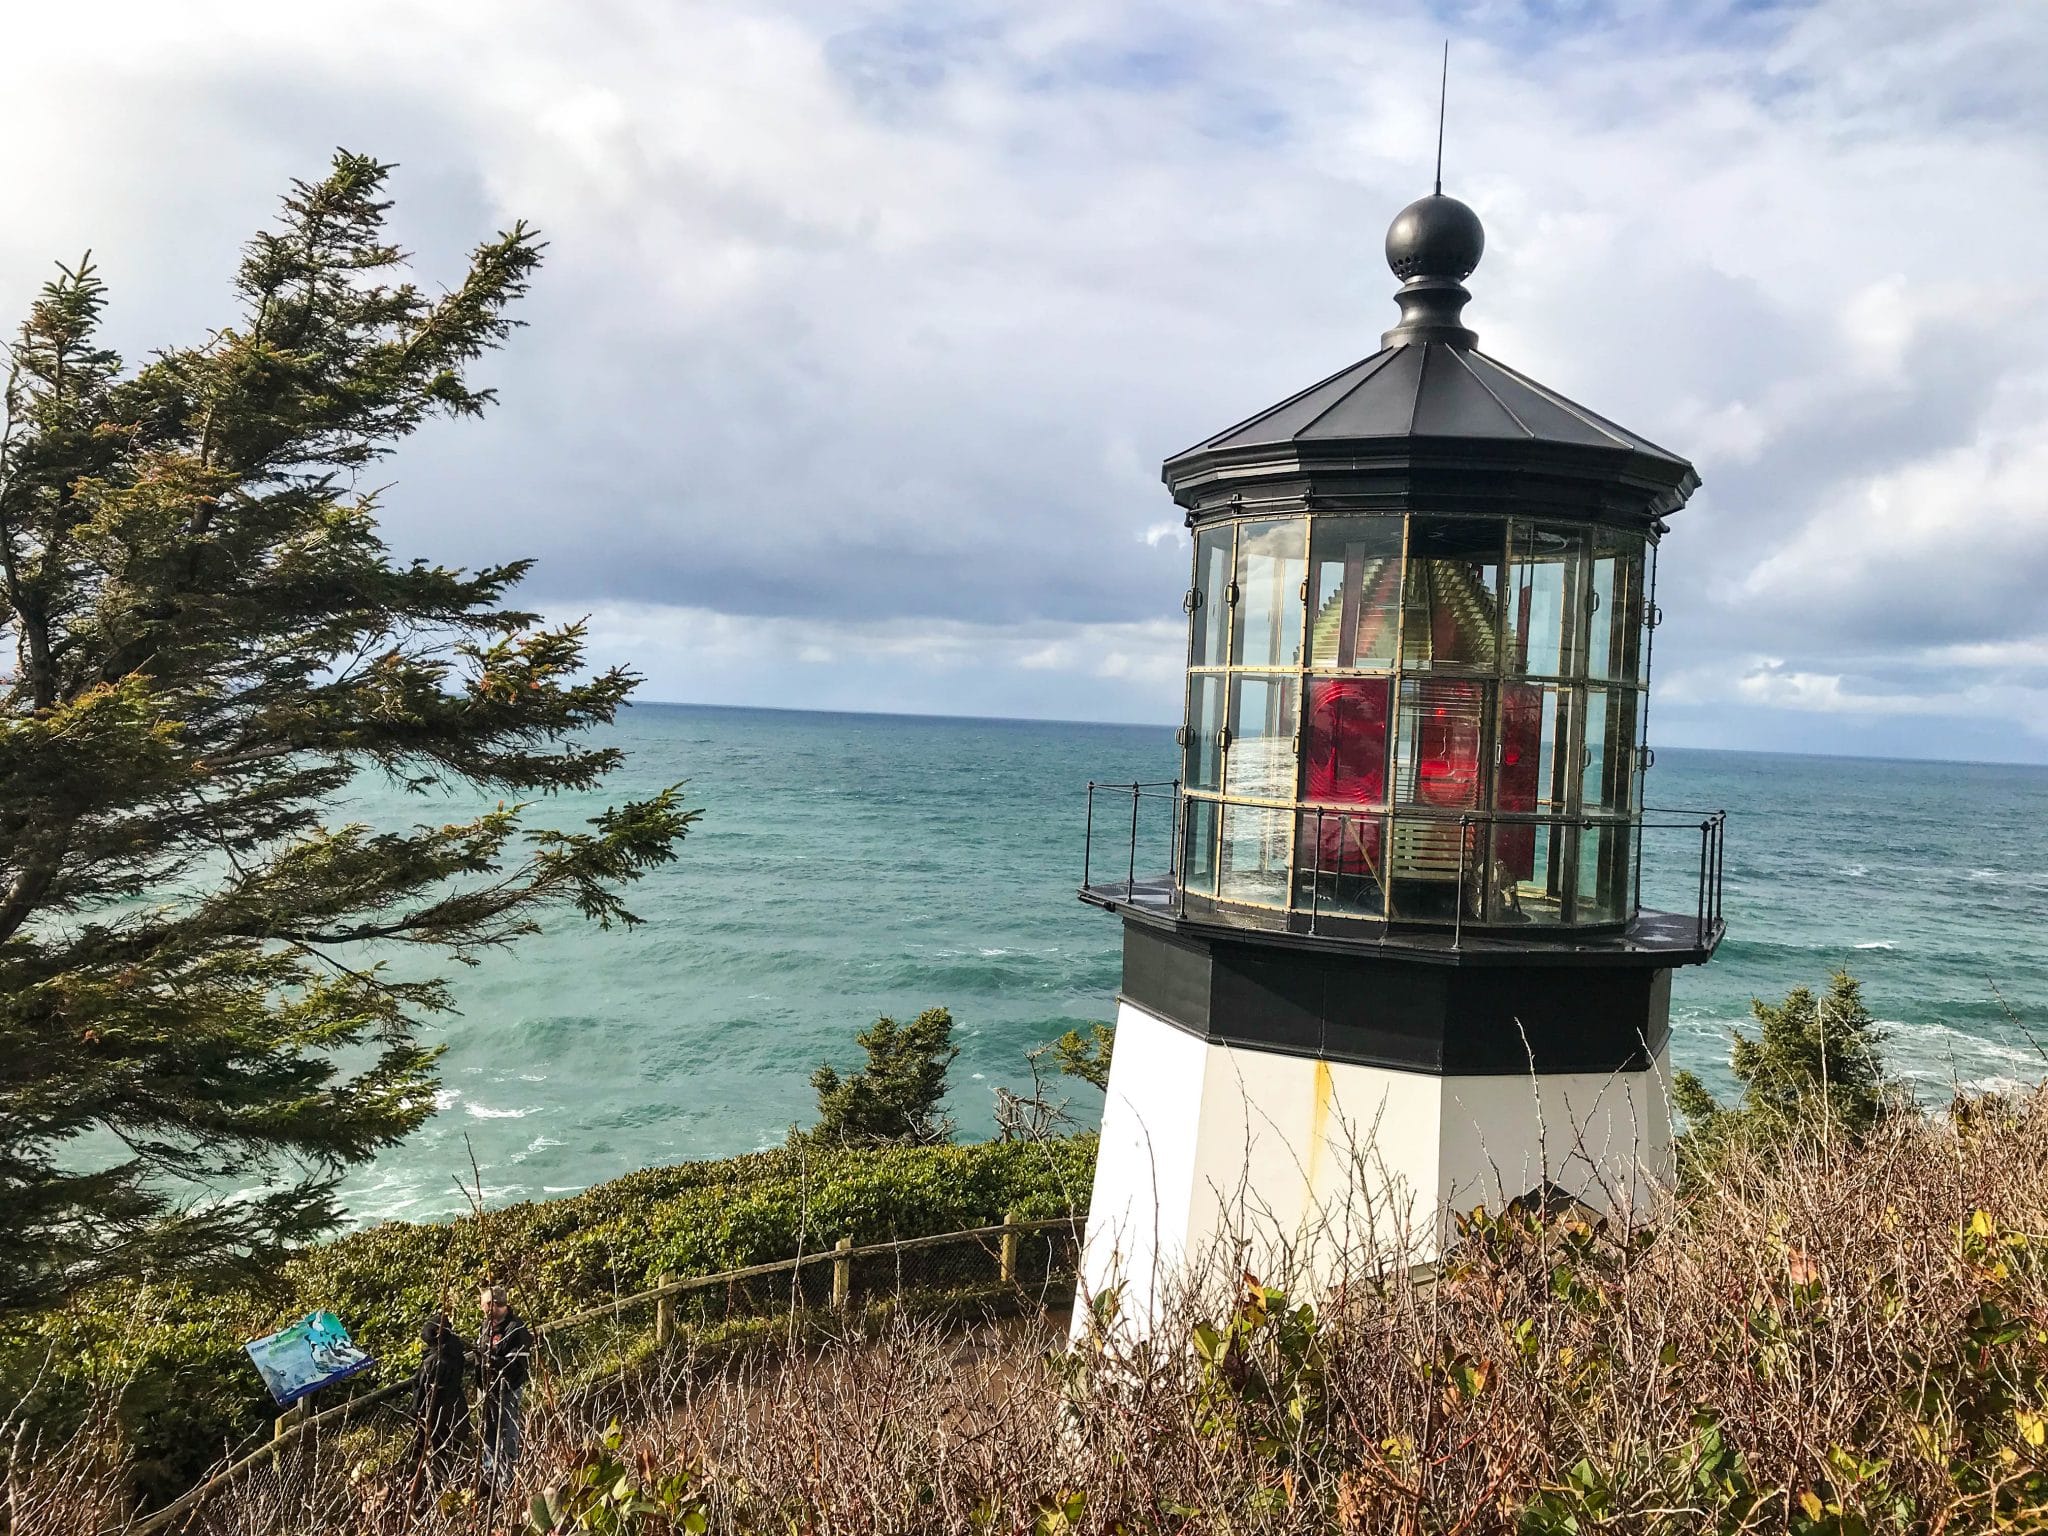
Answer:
[1049,1021,1113,1091]
[1673,969,1892,1159]
[806,1008,958,1146]
[0,153,695,1310]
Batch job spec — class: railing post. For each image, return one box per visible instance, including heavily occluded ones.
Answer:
[1083,783,1095,890]
[1127,783,1140,900]
[654,1275,672,1347]
[1453,815,1470,950]
[1698,820,1711,946]
[1170,789,1184,888]
[832,1236,853,1312]
[1713,814,1726,930]
[1177,793,1189,918]
[1000,1208,1021,1286]
[1309,808,1324,934]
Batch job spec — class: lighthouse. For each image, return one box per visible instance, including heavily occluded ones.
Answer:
[1075,188,1726,1331]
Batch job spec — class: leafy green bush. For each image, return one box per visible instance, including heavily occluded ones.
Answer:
[0,1134,1093,1504]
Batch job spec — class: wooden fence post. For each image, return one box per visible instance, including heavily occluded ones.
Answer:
[832,1236,853,1312]
[1000,1209,1021,1286]
[654,1275,672,1347]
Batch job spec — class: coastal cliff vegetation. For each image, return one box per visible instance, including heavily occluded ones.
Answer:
[0,1133,1094,1506]
[8,972,2048,1535]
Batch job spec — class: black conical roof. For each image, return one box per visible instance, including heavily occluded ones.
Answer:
[1163,194,1701,520]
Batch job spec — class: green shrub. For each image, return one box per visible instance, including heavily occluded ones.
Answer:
[0,1134,1093,1505]
[1674,969,1895,1169]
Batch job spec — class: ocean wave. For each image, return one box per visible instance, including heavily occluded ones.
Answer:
[464,1103,530,1120]
[1854,941,1895,950]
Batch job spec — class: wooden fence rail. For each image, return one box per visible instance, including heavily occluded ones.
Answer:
[117,1212,1080,1536]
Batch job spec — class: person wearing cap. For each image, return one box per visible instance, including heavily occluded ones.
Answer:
[477,1283,533,1480]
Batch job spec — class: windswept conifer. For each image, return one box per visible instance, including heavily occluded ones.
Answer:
[0,153,695,1310]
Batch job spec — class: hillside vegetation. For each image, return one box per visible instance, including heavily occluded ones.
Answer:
[57,1081,2048,1535]
[0,1135,1092,1503]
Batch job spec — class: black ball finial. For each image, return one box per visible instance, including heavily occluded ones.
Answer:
[1385,194,1484,282]
[1382,193,1484,348]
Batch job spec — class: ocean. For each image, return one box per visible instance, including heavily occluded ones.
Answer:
[331,703,2048,1225]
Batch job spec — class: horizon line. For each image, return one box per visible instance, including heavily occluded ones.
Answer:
[625,697,2048,773]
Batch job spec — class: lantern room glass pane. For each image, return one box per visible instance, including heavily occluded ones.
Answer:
[1392,677,1490,811]
[1231,518,1306,668]
[1219,802,1291,907]
[1294,810,1387,918]
[1302,676,1391,806]
[1180,797,1220,898]
[1507,524,1587,679]
[1225,676,1298,801]
[1576,821,1631,924]
[1486,818,1566,925]
[1400,518,1503,671]
[1308,517,1403,668]
[1387,816,1479,921]
[1190,526,1232,669]
[1636,544,1658,686]
[1491,682,1569,926]
[1586,530,1645,683]
[1582,686,1637,816]
[1184,675,1224,792]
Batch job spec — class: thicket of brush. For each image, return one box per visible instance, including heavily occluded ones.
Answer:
[0,1135,1092,1507]
[13,972,2048,1534]
[9,1072,2048,1535]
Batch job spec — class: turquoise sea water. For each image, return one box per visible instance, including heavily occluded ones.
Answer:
[332,703,2048,1225]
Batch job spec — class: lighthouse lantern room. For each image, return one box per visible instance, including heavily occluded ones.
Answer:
[1075,189,1727,1332]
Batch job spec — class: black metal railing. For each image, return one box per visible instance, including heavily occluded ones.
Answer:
[1081,781,1182,902]
[1081,785,1726,951]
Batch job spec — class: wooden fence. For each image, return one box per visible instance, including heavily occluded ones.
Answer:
[120,1212,1079,1536]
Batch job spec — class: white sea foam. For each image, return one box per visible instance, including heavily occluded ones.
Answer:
[432,1088,463,1111]
[1854,941,1895,950]
[464,1103,529,1120]
[541,1185,585,1195]
[1842,864,1868,878]
[1964,1075,2030,1097]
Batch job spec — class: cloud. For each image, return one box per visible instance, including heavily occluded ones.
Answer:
[576,601,1183,722]
[0,0,2042,752]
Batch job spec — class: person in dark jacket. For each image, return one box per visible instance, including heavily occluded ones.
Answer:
[411,1306,470,1481]
[477,1283,533,1481]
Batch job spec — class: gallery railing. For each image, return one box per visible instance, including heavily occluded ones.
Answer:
[1081,784,1726,951]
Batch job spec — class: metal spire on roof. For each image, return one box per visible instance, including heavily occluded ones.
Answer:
[1435,41,1448,197]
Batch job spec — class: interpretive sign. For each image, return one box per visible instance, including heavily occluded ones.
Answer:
[244,1311,376,1406]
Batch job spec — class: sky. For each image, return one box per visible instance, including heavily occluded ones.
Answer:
[2,0,2045,760]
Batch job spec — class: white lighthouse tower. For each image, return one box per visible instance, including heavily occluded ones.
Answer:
[1074,188,1725,1331]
